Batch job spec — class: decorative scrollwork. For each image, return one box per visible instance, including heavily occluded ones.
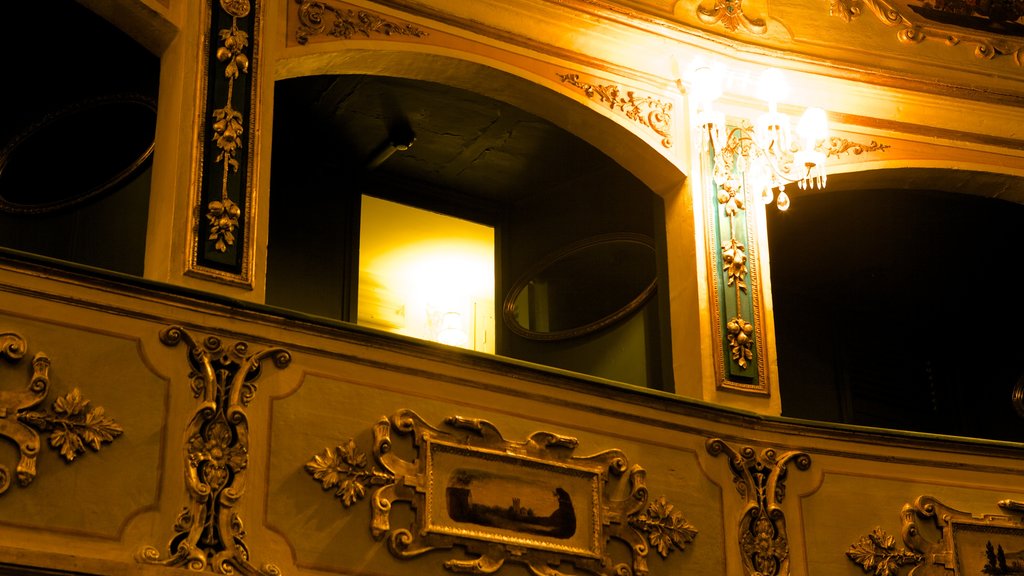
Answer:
[707,439,811,576]
[557,73,673,148]
[849,496,1024,576]
[295,0,428,44]
[830,0,1024,64]
[308,410,696,575]
[0,332,123,496]
[696,0,768,34]
[138,326,291,575]
[827,137,891,158]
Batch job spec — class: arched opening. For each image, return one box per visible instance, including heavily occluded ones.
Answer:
[768,168,1024,440]
[0,0,159,275]
[266,71,676,389]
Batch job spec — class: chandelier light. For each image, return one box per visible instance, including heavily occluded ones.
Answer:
[690,65,829,211]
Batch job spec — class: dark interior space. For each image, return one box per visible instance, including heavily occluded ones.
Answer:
[267,74,671,389]
[0,0,159,275]
[769,182,1024,441]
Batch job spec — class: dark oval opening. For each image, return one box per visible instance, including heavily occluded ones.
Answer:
[503,233,657,340]
[0,95,156,214]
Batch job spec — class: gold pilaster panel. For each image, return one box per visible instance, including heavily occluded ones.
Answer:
[707,438,811,576]
[139,326,291,575]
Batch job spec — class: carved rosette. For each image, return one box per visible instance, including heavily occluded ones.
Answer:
[557,73,673,148]
[0,332,123,496]
[706,439,811,576]
[294,0,428,44]
[138,326,290,575]
[307,410,697,575]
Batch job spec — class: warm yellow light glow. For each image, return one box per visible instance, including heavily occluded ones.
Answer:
[358,196,495,353]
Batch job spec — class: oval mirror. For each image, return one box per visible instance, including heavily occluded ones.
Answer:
[503,233,658,341]
[0,94,157,214]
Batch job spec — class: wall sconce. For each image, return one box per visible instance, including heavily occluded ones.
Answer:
[689,65,829,210]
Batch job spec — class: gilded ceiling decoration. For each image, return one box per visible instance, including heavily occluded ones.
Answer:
[139,326,291,575]
[696,0,768,34]
[706,439,811,576]
[188,0,261,287]
[848,496,1024,575]
[557,73,674,148]
[831,0,1024,65]
[307,410,697,575]
[294,0,429,44]
[0,332,123,496]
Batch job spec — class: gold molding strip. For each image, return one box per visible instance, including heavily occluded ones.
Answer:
[848,496,1024,575]
[557,72,674,148]
[138,326,291,575]
[830,0,1024,65]
[295,0,429,44]
[0,332,123,496]
[308,410,697,575]
[707,439,811,576]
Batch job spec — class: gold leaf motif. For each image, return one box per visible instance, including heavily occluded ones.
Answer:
[726,316,754,369]
[21,388,124,463]
[827,137,890,158]
[630,496,699,557]
[557,73,673,148]
[847,527,923,576]
[306,439,394,507]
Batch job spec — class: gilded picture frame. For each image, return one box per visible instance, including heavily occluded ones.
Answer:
[307,410,697,575]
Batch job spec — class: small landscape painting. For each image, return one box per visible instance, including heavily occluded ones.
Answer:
[953,523,1024,574]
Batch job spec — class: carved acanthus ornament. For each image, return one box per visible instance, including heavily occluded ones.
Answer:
[830,0,1024,65]
[846,528,922,576]
[557,73,673,148]
[696,0,768,34]
[849,496,1024,576]
[139,326,291,575]
[295,0,428,44]
[706,439,811,576]
[0,332,123,496]
[307,410,697,575]
[827,137,891,158]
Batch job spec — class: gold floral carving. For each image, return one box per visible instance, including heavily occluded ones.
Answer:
[830,0,1024,64]
[0,332,123,496]
[207,17,250,253]
[827,137,891,158]
[557,73,673,148]
[706,439,811,576]
[697,0,768,34]
[307,410,697,575]
[849,496,1024,576]
[847,528,922,576]
[295,0,428,44]
[138,326,291,575]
